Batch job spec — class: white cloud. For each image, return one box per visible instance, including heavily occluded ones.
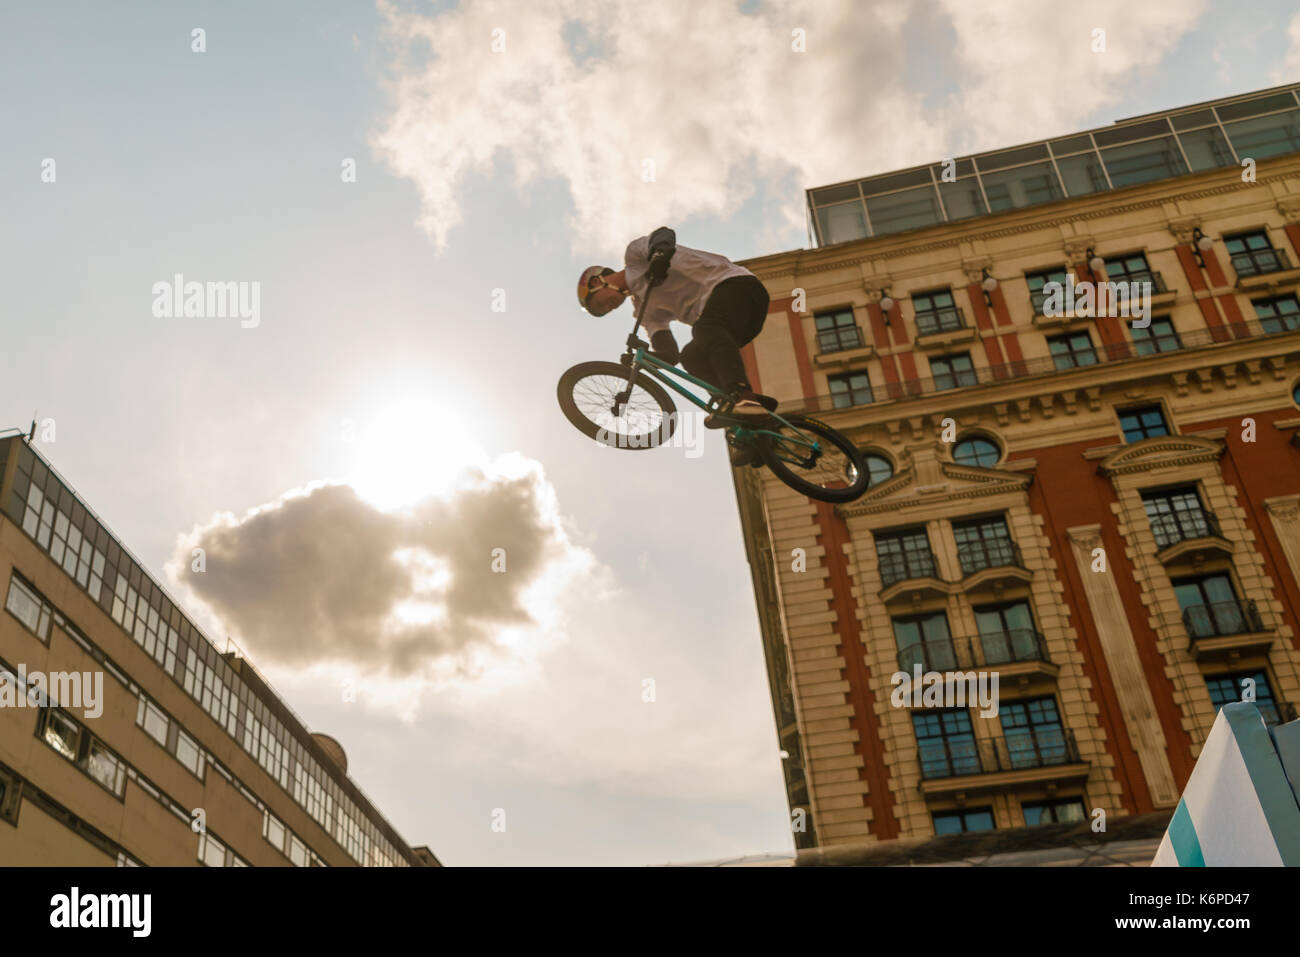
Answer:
[372,0,1206,257]
[1274,11,1300,85]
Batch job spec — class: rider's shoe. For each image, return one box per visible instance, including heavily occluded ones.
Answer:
[729,444,761,468]
[705,391,777,428]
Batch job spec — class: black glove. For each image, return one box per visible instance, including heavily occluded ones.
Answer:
[646,226,676,286]
[647,251,670,286]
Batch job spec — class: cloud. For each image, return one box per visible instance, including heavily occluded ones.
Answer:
[371,0,1206,256]
[171,459,591,680]
[1275,11,1300,85]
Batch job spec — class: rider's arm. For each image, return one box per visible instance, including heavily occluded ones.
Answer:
[649,329,680,364]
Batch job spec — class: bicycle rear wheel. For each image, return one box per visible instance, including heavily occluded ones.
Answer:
[557,361,678,450]
[756,415,869,502]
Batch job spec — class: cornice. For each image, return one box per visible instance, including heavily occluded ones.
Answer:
[1096,434,1225,476]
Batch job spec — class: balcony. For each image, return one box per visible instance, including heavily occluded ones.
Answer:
[879,551,937,587]
[816,324,864,354]
[918,728,1088,796]
[956,539,1031,592]
[788,319,1300,415]
[1181,599,1272,660]
[897,630,1056,681]
[1149,509,1233,564]
[914,306,968,337]
[1232,246,1292,279]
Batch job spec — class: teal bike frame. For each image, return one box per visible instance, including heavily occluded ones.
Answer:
[614,255,825,464]
[618,343,825,464]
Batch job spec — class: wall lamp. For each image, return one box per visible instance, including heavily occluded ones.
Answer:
[980,268,998,307]
[1192,227,1214,266]
[1086,247,1105,273]
[879,289,895,322]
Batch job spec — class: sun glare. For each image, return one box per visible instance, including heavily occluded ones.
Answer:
[347,395,489,511]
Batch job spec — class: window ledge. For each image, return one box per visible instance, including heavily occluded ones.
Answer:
[814,344,876,370]
[1236,267,1300,291]
[914,326,977,350]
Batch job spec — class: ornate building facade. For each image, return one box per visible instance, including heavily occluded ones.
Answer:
[733,84,1300,850]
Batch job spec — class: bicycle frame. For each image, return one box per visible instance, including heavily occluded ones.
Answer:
[615,258,824,461]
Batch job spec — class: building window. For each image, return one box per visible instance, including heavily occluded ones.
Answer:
[814,309,862,353]
[1117,404,1169,442]
[0,769,21,827]
[5,575,51,643]
[1000,697,1068,769]
[1206,671,1286,727]
[1293,380,1300,407]
[1226,231,1287,277]
[930,352,977,390]
[198,831,227,867]
[1027,267,1070,314]
[933,807,995,835]
[1173,574,1261,638]
[827,371,873,408]
[136,696,170,747]
[972,600,1041,665]
[862,452,893,487]
[264,810,288,855]
[1023,799,1086,827]
[1103,252,1157,285]
[1131,316,1182,354]
[1252,294,1300,333]
[952,435,1001,467]
[289,833,310,867]
[893,612,954,672]
[36,708,127,798]
[875,527,936,586]
[1047,331,1098,369]
[952,515,1017,575]
[914,710,979,779]
[912,289,964,335]
[1142,486,1216,548]
[175,728,205,779]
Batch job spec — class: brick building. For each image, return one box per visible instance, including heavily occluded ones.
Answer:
[732,83,1300,851]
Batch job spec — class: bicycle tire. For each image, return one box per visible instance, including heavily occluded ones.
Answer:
[756,414,870,503]
[557,360,679,450]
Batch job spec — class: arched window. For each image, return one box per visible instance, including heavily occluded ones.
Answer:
[953,436,1001,468]
[863,452,894,487]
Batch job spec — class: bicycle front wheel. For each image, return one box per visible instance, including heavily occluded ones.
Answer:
[757,414,869,503]
[557,361,678,450]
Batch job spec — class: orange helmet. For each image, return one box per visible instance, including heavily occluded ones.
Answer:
[577,265,615,315]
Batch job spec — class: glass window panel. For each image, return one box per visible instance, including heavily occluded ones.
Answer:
[1054,152,1108,196]
[44,710,80,759]
[6,577,50,639]
[865,184,943,235]
[979,162,1063,211]
[1100,136,1189,187]
[937,178,986,220]
[1222,110,1300,160]
[1178,126,1235,171]
[176,728,204,776]
[816,202,868,244]
[85,740,125,795]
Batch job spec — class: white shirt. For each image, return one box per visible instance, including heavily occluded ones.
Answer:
[623,236,755,335]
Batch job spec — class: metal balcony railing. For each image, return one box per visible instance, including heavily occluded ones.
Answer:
[918,727,1082,780]
[896,629,1051,673]
[956,538,1023,576]
[1182,599,1265,640]
[1149,508,1223,549]
[878,551,938,587]
[914,306,967,337]
[1231,246,1292,278]
[817,324,864,354]
[1104,269,1169,295]
[789,320,1298,414]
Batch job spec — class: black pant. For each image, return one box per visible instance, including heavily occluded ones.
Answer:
[681,275,769,394]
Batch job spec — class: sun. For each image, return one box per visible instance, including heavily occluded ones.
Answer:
[346,395,488,511]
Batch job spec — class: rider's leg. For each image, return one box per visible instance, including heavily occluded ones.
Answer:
[692,276,772,422]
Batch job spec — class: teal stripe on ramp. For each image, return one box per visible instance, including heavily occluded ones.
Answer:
[1168,799,1205,867]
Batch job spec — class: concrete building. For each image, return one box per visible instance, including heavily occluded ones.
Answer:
[733,83,1300,854]
[0,433,437,865]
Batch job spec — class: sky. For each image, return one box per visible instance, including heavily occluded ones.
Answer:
[2,0,1299,867]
